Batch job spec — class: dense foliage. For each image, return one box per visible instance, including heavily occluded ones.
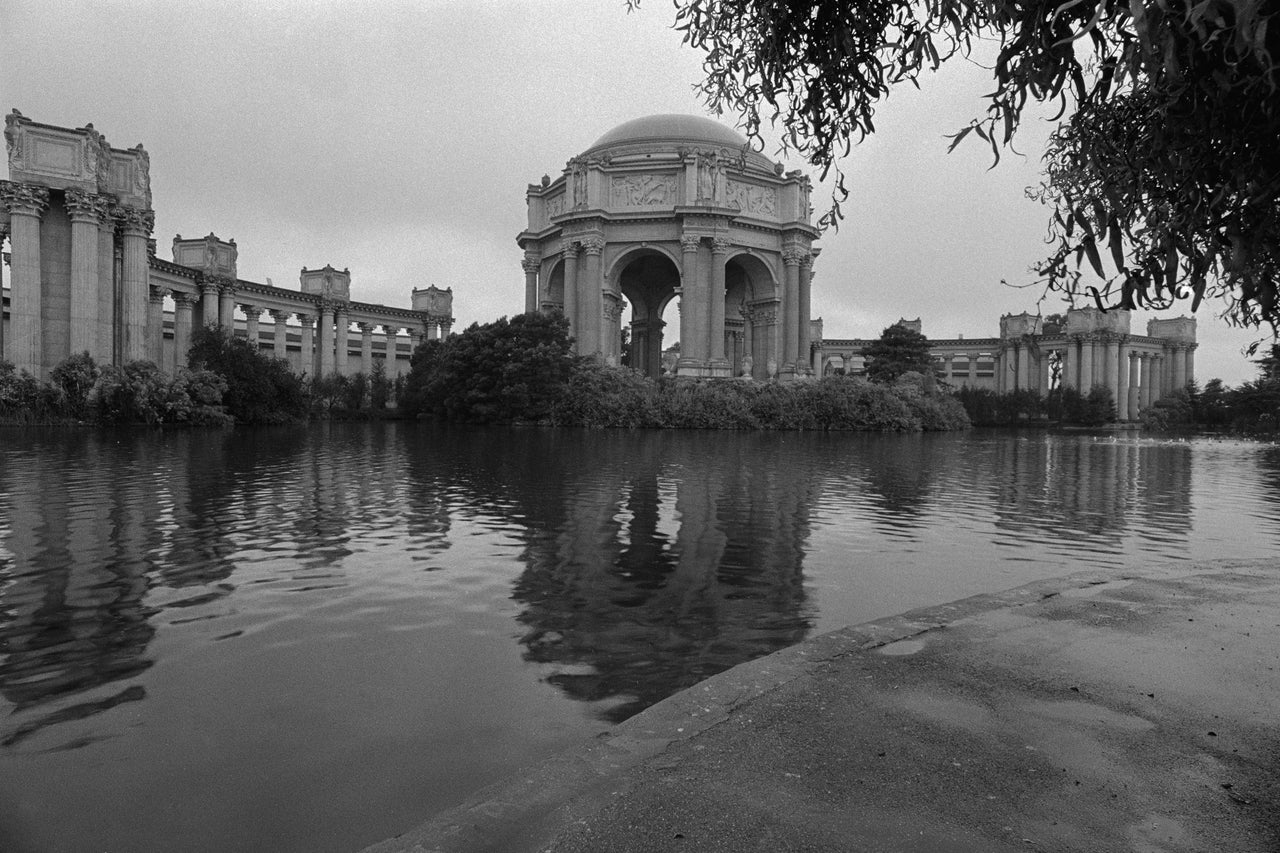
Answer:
[187,327,308,424]
[639,0,1280,331]
[1,355,231,426]
[863,322,935,384]
[552,362,970,431]
[955,384,1118,426]
[400,312,575,423]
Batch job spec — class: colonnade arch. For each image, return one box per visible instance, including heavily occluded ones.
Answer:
[613,248,681,379]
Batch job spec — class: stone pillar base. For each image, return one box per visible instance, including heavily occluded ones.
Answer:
[707,359,732,378]
[675,357,712,378]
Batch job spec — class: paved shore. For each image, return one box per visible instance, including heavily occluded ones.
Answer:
[361,561,1280,852]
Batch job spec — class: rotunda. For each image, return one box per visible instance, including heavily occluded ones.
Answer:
[517,114,820,379]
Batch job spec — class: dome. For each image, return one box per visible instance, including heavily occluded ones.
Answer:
[587,114,750,151]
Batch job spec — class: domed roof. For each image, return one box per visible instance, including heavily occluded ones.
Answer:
[588,114,749,151]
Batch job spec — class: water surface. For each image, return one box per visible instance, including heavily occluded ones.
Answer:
[1,424,1277,852]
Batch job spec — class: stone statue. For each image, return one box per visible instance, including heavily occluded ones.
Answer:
[132,144,151,203]
[5,109,24,169]
[741,354,754,378]
[766,357,778,379]
[570,159,587,208]
[697,150,719,202]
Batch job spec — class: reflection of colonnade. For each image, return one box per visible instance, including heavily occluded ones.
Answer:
[518,115,820,381]
[815,308,1197,421]
[0,111,452,380]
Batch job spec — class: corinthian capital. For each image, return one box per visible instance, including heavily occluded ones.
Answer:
[0,180,50,216]
[580,235,605,256]
[112,205,155,236]
[522,257,541,274]
[562,242,580,260]
[680,235,702,253]
[782,247,807,266]
[64,188,111,223]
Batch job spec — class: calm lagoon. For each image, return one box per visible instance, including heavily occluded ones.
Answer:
[1,423,1278,852]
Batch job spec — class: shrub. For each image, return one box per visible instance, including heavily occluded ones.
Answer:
[402,313,574,423]
[50,352,100,419]
[187,326,307,424]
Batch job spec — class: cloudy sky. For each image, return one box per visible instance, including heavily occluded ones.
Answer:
[3,0,1267,384]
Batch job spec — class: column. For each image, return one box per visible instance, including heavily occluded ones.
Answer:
[117,208,153,363]
[798,254,813,376]
[740,307,754,378]
[96,202,116,362]
[781,247,802,375]
[240,305,260,352]
[1040,353,1052,394]
[677,235,702,373]
[334,306,349,374]
[173,293,194,371]
[218,283,236,330]
[1,182,50,376]
[709,238,730,374]
[359,322,374,375]
[1127,351,1140,421]
[580,236,604,358]
[1105,336,1121,404]
[1186,344,1196,387]
[317,302,335,376]
[562,243,579,346]
[200,280,219,327]
[298,314,315,376]
[148,286,168,364]
[1139,353,1152,410]
[65,189,107,359]
[384,324,399,375]
[271,310,290,359]
[1016,343,1030,390]
[1116,340,1130,419]
[1172,344,1187,390]
[522,255,540,315]
[1078,337,1095,392]
[1063,337,1076,389]
[1155,353,1166,399]
[428,321,440,341]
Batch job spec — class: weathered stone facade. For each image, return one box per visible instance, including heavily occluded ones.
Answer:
[518,115,820,380]
[2,110,453,380]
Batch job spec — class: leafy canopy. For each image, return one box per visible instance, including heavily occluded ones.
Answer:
[864,322,935,383]
[634,0,1280,332]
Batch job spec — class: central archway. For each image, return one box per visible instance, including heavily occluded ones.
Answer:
[615,249,681,379]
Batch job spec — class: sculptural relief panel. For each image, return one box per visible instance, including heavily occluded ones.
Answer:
[725,179,777,218]
[610,173,677,208]
[545,192,565,221]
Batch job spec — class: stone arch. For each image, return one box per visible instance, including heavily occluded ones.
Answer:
[613,247,682,378]
[542,259,565,313]
[724,251,780,379]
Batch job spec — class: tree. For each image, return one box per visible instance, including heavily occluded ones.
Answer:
[187,326,307,423]
[400,312,575,423]
[640,0,1280,332]
[863,322,934,383]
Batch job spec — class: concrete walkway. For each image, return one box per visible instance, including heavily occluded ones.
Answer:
[361,561,1280,853]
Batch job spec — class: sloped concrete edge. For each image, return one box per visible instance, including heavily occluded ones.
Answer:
[357,559,1272,853]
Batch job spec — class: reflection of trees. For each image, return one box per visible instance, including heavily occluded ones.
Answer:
[500,431,815,722]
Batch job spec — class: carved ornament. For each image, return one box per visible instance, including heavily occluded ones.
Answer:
[782,247,807,265]
[149,286,171,304]
[271,309,292,323]
[710,237,731,254]
[610,173,677,207]
[4,110,25,170]
[725,179,777,217]
[522,258,541,274]
[0,180,50,216]
[580,235,605,256]
[562,242,580,260]
[546,193,565,219]
[112,205,155,236]
[680,235,702,253]
[64,188,111,222]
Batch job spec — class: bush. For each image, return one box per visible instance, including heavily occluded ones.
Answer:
[50,352,100,419]
[187,326,307,424]
[402,313,574,423]
[0,359,64,423]
[953,386,1046,425]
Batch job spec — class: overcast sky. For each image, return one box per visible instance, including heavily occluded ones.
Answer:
[3,0,1267,385]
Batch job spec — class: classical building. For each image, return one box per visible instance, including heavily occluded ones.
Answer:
[1,110,452,380]
[814,308,1198,420]
[518,114,820,380]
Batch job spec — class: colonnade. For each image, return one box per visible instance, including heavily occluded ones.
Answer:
[0,180,155,377]
[142,283,446,378]
[939,334,1197,420]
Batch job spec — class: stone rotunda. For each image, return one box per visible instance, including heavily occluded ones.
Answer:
[517,114,820,379]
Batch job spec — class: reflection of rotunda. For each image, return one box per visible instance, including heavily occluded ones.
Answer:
[517,115,820,379]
